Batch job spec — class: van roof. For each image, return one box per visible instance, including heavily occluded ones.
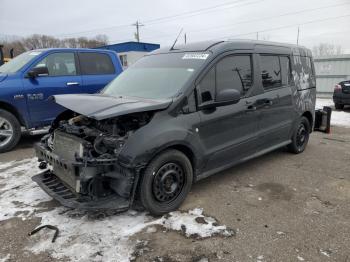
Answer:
[152,39,312,57]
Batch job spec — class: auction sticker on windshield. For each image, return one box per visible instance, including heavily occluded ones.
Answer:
[182,53,209,60]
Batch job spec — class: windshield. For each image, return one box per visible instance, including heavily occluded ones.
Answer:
[103,52,210,99]
[0,51,42,73]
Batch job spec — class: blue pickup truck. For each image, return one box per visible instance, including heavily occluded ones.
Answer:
[0,48,123,152]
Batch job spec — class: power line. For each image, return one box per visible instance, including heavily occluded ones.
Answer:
[57,1,350,44]
[55,0,261,37]
[144,0,261,25]
[222,13,350,40]
[56,23,132,38]
[184,1,350,35]
[139,12,350,44]
[114,2,350,43]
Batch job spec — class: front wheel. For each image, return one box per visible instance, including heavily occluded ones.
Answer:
[0,109,21,153]
[288,116,311,154]
[139,149,193,216]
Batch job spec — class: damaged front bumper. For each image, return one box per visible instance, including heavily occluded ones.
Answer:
[32,170,130,211]
[33,142,139,212]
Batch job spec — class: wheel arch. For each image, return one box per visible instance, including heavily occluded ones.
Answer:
[50,109,75,130]
[0,101,26,126]
[301,111,313,132]
[140,142,197,178]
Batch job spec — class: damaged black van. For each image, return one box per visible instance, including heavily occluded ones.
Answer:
[33,40,316,215]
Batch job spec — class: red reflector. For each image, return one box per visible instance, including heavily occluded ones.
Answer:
[334,84,342,90]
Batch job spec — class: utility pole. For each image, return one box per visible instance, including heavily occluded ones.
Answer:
[184,33,187,44]
[256,32,259,40]
[132,20,144,42]
[297,26,300,45]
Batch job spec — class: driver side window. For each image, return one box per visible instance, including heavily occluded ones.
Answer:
[33,52,77,76]
[197,55,252,105]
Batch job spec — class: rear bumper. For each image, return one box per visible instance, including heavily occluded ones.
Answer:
[333,94,350,105]
[32,170,130,211]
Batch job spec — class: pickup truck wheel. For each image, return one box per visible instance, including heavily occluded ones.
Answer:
[139,149,193,216]
[288,116,310,154]
[334,103,344,110]
[0,109,21,153]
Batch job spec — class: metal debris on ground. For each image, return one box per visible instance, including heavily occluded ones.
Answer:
[28,225,59,243]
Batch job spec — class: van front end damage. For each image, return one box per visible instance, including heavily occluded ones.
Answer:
[32,112,152,211]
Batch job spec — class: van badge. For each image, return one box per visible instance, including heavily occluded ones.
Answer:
[27,93,44,100]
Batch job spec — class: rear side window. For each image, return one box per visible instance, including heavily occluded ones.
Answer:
[260,55,281,89]
[79,53,115,75]
[280,56,292,85]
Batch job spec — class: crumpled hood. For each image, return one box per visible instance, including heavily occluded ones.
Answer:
[52,94,173,120]
[0,73,8,82]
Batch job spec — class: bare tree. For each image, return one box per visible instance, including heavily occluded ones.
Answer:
[312,43,343,57]
[1,40,26,57]
[0,34,109,57]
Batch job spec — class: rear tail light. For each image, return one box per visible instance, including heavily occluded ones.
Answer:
[334,84,342,91]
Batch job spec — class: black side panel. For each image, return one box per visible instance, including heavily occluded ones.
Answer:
[291,54,316,127]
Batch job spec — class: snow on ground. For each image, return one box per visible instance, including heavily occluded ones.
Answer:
[0,254,11,262]
[159,208,234,238]
[316,98,350,127]
[0,159,233,262]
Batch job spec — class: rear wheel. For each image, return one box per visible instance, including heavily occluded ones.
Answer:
[139,149,193,216]
[0,109,21,153]
[335,103,344,110]
[288,116,310,154]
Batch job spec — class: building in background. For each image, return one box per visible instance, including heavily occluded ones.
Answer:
[96,41,160,69]
[314,54,350,97]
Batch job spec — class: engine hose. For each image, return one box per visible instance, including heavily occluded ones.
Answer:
[93,135,107,154]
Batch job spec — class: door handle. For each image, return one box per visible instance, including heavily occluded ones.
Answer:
[246,105,257,111]
[66,82,79,86]
[264,99,273,106]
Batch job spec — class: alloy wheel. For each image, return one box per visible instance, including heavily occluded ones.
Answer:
[0,117,14,148]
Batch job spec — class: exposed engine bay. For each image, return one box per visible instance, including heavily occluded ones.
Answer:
[49,112,152,159]
[34,111,153,210]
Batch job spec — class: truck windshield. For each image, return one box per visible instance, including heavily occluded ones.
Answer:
[0,51,42,73]
[103,52,210,99]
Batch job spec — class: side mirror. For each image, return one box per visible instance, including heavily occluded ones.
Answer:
[216,89,241,104]
[26,66,49,78]
[199,88,241,110]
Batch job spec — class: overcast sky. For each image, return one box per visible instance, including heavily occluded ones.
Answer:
[1,0,350,52]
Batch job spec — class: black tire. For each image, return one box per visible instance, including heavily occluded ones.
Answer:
[0,109,21,153]
[335,103,344,110]
[288,116,310,154]
[139,149,193,216]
